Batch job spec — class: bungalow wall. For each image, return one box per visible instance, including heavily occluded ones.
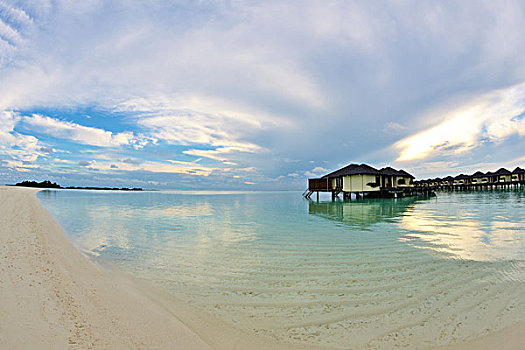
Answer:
[342,174,381,192]
[511,173,524,181]
[472,177,489,184]
[498,175,511,182]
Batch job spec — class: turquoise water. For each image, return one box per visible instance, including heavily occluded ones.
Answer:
[37,190,525,348]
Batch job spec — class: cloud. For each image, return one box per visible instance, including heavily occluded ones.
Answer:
[182,146,261,164]
[116,95,275,163]
[117,95,278,144]
[39,146,54,153]
[395,83,525,162]
[72,156,220,177]
[0,110,41,169]
[385,122,406,132]
[304,166,328,177]
[122,158,141,165]
[22,114,144,148]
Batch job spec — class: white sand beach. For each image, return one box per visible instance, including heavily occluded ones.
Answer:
[1,186,524,350]
[0,186,214,349]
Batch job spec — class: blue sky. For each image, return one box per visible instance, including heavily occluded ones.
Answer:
[1,0,525,189]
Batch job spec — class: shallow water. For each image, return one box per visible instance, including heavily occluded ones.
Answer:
[38,190,525,349]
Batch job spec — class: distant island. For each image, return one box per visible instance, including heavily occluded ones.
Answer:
[13,180,143,191]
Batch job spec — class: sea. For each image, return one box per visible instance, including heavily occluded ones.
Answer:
[37,189,525,349]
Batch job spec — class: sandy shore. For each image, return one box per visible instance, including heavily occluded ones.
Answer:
[0,186,214,349]
[1,186,524,350]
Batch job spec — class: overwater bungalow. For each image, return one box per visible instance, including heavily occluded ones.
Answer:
[453,174,470,186]
[413,165,525,191]
[486,171,497,183]
[493,168,512,183]
[305,163,424,200]
[440,176,454,186]
[309,164,524,199]
[512,167,525,182]
[471,171,488,184]
[378,167,415,187]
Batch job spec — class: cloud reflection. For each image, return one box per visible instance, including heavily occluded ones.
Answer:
[400,209,525,261]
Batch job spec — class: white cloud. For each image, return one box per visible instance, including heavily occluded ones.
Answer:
[304,166,328,177]
[118,95,284,143]
[116,95,276,163]
[0,110,41,168]
[182,146,261,164]
[395,83,525,161]
[22,114,147,148]
[312,166,328,173]
[82,158,220,176]
[0,110,19,143]
[385,122,406,131]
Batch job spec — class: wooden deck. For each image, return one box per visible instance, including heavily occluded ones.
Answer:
[304,185,435,201]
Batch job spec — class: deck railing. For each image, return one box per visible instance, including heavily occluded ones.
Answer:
[308,178,342,191]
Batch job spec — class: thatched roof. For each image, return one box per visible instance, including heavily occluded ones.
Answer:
[512,167,525,174]
[379,167,401,176]
[471,171,486,178]
[396,169,415,178]
[493,168,511,175]
[377,167,414,178]
[320,164,415,179]
[321,163,380,178]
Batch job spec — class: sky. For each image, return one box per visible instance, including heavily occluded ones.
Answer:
[1,0,525,190]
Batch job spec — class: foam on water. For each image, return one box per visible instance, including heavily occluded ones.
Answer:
[38,190,525,349]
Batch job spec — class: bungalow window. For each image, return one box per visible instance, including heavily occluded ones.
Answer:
[398,178,406,185]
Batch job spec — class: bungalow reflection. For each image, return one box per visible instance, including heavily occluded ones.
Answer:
[307,197,429,227]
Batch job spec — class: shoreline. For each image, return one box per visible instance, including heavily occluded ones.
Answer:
[0,186,318,350]
[0,186,213,349]
[1,186,525,349]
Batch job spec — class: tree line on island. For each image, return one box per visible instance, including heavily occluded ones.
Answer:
[13,180,143,191]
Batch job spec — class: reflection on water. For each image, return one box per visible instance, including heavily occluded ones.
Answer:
[308,196,422,227]
[399,192,525,261]
[308,193,525,262]
[38,190,525,349]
